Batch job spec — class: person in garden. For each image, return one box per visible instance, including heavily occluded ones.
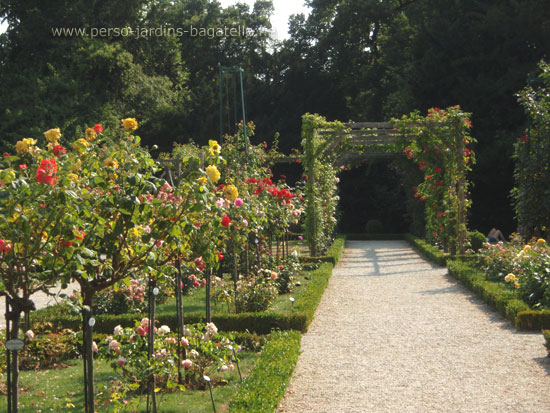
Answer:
[487,228,505,243]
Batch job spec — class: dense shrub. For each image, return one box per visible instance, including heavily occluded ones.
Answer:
[365,219,384,234]
[468,230,487,252]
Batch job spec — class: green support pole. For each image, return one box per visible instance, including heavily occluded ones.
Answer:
[239,68,248,159]
[219,64,224,140]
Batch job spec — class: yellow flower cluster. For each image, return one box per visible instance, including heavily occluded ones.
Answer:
[0,169,16,185]
[224,184,239,202]
[15,138,37,154]
[85,128,97,142]
[206,165,221,183]
[67,173,79,182]
[209,140,221,156]
[44,128,61,145]
[122,118,138,131]
[104,158,119,169]
[73,138,89,152]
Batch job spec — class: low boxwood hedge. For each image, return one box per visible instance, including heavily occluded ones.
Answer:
[30,235,347,335]
[229,330,301,412]
[404,233,448,266]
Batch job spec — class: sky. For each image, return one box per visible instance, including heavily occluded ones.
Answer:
[218,0,309,40]
[0,1,309,39]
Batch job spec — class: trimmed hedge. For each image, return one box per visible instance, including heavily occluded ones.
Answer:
[30,235,347,334]
[229,330,301,412]
[447,259,529,323]
[543,330,550,356]
[515,310,550,331]
[404,233,448,266]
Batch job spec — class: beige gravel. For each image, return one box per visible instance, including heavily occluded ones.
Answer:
[278,240,550,413]
[0,282,80,330]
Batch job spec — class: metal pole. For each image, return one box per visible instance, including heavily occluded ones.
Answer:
[238,68,248,159]
[205,270,211,323]
[219,63,224,140]
[3,293,12,413]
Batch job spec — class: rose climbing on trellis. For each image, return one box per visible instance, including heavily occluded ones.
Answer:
[394,105,476,254]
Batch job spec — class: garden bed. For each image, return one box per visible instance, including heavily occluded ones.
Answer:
[405,233,550,331]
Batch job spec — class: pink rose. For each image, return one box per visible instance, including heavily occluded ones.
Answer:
[182,359,193,368]
[117,356,126,366]
[234,198,244,207]
[181,337,189,347]
[92,341,98,353]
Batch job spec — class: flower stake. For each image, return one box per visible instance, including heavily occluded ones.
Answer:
[204,375,216,412]
[228,345,242,382]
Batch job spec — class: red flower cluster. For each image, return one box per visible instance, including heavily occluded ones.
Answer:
[36,158,57,185]
[221,214,231,227]
[194,256,205,272]
[434,167,442,173]
[418,161,428,171]
[245,177,273,195]
[403,147,414,159]
[0,239,12,254]
[52,145,66,157]
[93,124,103,133]
[74,229,85,241]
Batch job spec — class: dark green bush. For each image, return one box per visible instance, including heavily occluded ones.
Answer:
[515,309,550,330]
[468,230,487,252]
[365,219,384,234]
[229,330,301,412]
[543,330,550,356]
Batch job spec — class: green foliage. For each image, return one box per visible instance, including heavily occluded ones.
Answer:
[468,230,488,253]
[404,233,448,266]
[394,106,476,254]
[229,330,301,412]
[542,330,550,356]
[302,113,347,256]
[512,60,550,239]
[515,309,550,330]
[365,219,384,234]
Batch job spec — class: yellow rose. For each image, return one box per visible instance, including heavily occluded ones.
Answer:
[121,118,138,131]
[0,169,16,185]
[537,238,546,246]
[208,140,221,156]
[205,165,221,183]
[109,173,118,180]
[71,159,82,172]
[85,128,97,141]
[224,184,239,202]
[198,176,207,185]
[104,158,119,169]
[15,138,37,154]
[42,231,48,241]
[73,138,89,152]
[67,173,79,182]
[523,245,531,253]
[44,128,61,144]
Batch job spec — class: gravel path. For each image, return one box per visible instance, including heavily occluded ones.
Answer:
[0,282,80,330]
[278,240,550,412]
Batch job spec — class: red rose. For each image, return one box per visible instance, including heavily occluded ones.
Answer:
[434,167,442,173]
[52,145,67,157]
[74,229,85,241]
[36,158,57,185]
[426,175,433,181]
[19,164,27,170]
[3,153,9,158]
[93,124,103,133]
[218,251,224,261]
[221,215,231,227]
[521,134,527,143]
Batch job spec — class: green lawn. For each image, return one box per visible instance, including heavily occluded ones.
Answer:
[0,351,259,412]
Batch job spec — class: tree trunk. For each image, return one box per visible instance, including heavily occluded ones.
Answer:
[81,295,95,413]
[9,309,21,413]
